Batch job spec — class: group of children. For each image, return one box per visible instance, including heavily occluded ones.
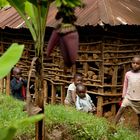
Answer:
[64,74,96,113]
[10,55,140,127]
[64,55,140,127]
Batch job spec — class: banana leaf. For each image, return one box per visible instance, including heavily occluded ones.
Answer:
[0,43,24,79]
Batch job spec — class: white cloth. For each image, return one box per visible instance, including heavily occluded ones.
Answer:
[75,94,95,112]
[64,82,76,105]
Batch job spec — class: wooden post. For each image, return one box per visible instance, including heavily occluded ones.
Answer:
[6,73,10,96]
[0,43,4,94]
[96,42,104,116]
[51,84,56,104]
[61,84,65,104]
[0,79,3,93]
[97,95,103,116]
[111,65,118,115]
[43,80,47,104]
[72,64,76,75]
[83,62,88,74]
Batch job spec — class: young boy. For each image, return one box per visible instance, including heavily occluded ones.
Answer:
[10,67,27,101]
[64,74,83,106]
[114,55,140,126]
[75,83,96,113]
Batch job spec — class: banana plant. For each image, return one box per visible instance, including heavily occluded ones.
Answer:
[1,1,50,139]
[0,0,83,139]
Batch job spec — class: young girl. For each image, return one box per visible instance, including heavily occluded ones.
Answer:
[64,74,83,106]
[114,55,140,126]
[75,83,96,113]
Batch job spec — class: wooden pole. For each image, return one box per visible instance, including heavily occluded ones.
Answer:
[51,84,56,104]
[111,66,118,115]
[61,84,65,104]
[6,73,10,96]
[0,42,4,94]
[96,42,104,116]
[43,80,47,104]
[97,96,103,116]
[0,79,3,93]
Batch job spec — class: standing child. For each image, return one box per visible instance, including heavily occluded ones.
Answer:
[75,83,96,113]
[10,67,27,101]
[114,55,140,126]
[64,74,83,106]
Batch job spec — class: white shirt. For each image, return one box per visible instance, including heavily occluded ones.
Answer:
[76,94,95,112]
[65,82,76,105]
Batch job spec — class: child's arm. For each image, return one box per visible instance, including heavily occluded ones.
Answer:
[122,73,128,98]
[71,90,76,103]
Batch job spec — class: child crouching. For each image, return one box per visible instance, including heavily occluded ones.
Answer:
[75,83,96,114]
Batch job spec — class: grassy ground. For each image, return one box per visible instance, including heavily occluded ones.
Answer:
[0,94,140,140]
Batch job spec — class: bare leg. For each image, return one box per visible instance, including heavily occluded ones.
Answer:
[114,107,125,125]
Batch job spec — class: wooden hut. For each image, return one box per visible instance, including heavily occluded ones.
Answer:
[0,0,140,116]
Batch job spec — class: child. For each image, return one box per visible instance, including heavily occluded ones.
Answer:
[75,83,96,113]
[10,67,27,101]
[64,74,83,106]
[114,55,140,126]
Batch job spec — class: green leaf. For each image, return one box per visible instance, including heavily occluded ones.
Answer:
[24,1,38,32]
[19,114,44,126]
[40,1,50,38]
[0,114,44,140]
[55,0,62,7]
[7,0,37,41]
[0,0,9,8]
[62,0,67,5]
[0,126,17,140]
[0,43,24,79]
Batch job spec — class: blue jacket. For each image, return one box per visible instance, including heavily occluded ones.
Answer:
[10,77,27,100]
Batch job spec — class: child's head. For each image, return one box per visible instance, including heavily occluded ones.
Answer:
[13,67,22,80]
[73,74,83,86]
[76,84,86,98]
[131,55,140,72]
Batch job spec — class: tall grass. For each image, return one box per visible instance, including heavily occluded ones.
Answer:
[0,94,35,138]
[0,94,140,140]
[45,105,140,140]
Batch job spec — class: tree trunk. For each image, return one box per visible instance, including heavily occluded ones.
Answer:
[35,41,45,140]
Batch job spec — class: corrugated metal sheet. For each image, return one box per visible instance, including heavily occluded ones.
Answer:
[0,0,140,29]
